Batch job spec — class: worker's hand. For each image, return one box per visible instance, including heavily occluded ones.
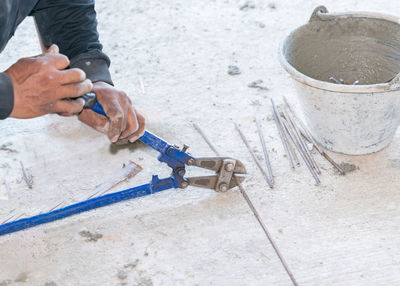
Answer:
[5,44,92,118]
[78,81,145,144]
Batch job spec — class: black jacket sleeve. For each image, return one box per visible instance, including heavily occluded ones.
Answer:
[0,72,14,119]
[31,0,113,85]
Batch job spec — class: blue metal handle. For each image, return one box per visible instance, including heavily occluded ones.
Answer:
[86,96,193,166]
[0,176,176,236]
[86,97,168,153]
[91,102,106,116]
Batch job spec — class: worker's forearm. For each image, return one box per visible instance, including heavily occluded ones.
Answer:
[69,51,113,85]
[0,72,14,119]
[31,0,113,85]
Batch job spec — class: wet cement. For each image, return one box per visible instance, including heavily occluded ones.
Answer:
[283,10,400,85]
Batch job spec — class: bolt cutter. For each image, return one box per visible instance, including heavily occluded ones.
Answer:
[0,94,246,236]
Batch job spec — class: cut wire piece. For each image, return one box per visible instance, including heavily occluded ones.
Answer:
[255,118,274,187]
[271,99,295,170]
[282,97,345,175]
[280,117,321,185]
[281,107,321,175]
[235,123,273,188]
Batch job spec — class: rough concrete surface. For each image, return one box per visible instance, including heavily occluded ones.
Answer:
[0,0,399,285]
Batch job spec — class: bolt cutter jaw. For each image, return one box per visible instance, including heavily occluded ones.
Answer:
[159,154,247,193]
[185,157,246,192]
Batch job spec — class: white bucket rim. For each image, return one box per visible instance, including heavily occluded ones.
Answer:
[279,7,400,94]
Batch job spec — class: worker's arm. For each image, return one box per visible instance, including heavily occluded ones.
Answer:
[0,73,14,119]
[31,0,145,143]
[4,46,92,119]
[1,3,91,119]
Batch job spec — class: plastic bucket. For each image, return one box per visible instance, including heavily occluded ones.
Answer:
[279,6,400,155]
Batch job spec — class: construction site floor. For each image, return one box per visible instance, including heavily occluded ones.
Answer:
[0,0,399,285]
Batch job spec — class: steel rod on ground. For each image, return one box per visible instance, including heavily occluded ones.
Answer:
[282,108,321,175]
[271,99,295,170]
[86,161,143,199]
[235,123,273,188]
[193,123,220,155]
[1,215,14,225]
[282,97,345,175]
[282,97,312,142]
[193,123,298,286]
[12,213,26,222]
[284,125,300,167]
[255,118,274,187]
[1,161,144,225]
[281,118,321,185]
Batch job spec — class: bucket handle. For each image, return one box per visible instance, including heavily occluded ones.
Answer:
[387,73,400,90]
[309,6,330,22]
[309,6,347,22]
[309,6,347,21]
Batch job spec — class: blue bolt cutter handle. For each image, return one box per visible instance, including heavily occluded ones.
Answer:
[0,177,174,236]
[82,93,173,155]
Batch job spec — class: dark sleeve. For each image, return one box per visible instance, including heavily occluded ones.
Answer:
[31,0,113,85]
[0,72,14,119]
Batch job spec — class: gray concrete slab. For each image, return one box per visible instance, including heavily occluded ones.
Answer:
[1,0,399,285]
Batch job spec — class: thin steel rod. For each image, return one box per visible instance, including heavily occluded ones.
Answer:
[282,97,312,143]
[295,123,320,174]
[271,99,295,170]
[139,75,145,94]
[4,178,11,199]
[255,118,274,187]
[281,118,321,185]
[30,162,143,220]
[281,108,309,164]
[11,213,26,222]
[0,182,159,235]
[20,161,33,189]
[1,215,15,225]
[193,123,298,286]
[281,103,318,172]
[282,108,321,175]
[48,201,65,212]
[322,153,345,175]
[86,161,142,199]
[193,123,221,156]
[282,118,300,167]
[235,176,298,286]
[235,123,273,188]
[300,130,312,144]
[283,97,345,175]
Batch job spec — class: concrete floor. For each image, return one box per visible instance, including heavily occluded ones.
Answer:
[0,0,399,285]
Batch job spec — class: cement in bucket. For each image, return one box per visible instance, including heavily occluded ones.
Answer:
[279,6,400,155]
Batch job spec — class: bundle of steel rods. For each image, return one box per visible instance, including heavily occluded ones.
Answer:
[272,97,345,184]
[234,97,344,188]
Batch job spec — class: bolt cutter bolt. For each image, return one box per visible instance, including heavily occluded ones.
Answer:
[187,158,195,165]
[225,163,234,172]
[180,181,189,188]
[182,144,189,152]
[218,183,228,192]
